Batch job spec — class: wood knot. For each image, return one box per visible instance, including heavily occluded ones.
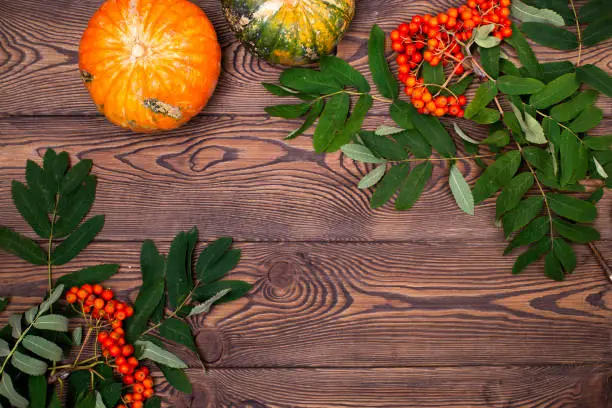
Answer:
[267,261,295,289]
[171,376,215,408]
[195,328,224,364]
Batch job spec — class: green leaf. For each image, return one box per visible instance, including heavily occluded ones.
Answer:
[56,264,119,289]
[55,175,97,238]
[408,107,456,157]
[588,188,605,203]
[553,218,600,243]
[578,0,609,23]
[392,130,431,158]
[582,16,612,46]
[524,111,547,144]
[575,143,590,181]
[341,144,387,164]
[338,94,373,145]
[496,76,545,95]
[358,165,387,190]
[511,0,565,25]
[199,249,241,285]
[75,392,96,408]
[504,216,549,254]
[312,93,350,153]
[100,382,122,407]
[28,375,47,408]
[135,340,188,369]
[265,103,311,119]
[144,396,163,408]
[502,196,544,237]
[577,64,612,97]
[61,159,93,195]
[480,45,500,79]
[166,231,194,309]
[25,160,54,213]
[279,68,342,94]
[482,129,510,147]
[446,75,474,96]
[547,193,597,222]
[422,62,444,92]
[550,90,599,122]
[11,181,51,238]
[449,165,474,216]
[465,81,498,119]
[583,135,612,151]
[369,25,399,100]
[390,100,414,129]
[44,150,69,192]
[0,339,9,357]
[72,326,83,346]
[94,391,105,408]
[396,162,432,211]
[196,237,232,281]
[188,288,231,316]
[141,240,166,285]
[157,364,192,394]
[471,108,501,125]
[262,83,301,96]
[375,126,404,136]
[496,172,534,218]
[544,252,564,281]
[25,306,38,324]
[158,318,197,353]
[0,374,28,408]
[540,61,575,83]
[11,350,47,375]
[473,24,501,48]
[9,314,22,338]
[285,99,325,140]
[506,23,542,79]
[520,22,578,50]
[320,55,370,92]
[569,106,603,133]
[453,123,480,144]
[360,132,407,161]
[23,335,63,361]
[512,236,550,274]
[530,73,580,109]
[48,392,62,408]
[370,164,410,209]
[51,215,105,265]
[192,280,252,304]
[593,157,609,178]
[553,238,576,274]
[33,314,68,332]
[473,151,522,203]
[0,298,8,314]
[500,59,522,77]
[125,280,164,343]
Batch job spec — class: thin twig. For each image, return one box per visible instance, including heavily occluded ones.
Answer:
[568,0,582,66]
[588,242,612,281]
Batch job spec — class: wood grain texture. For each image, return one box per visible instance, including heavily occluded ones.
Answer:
[0,0,611,116]
[152,365,612,408]
[1,116,610,242]
[1,241,612,367]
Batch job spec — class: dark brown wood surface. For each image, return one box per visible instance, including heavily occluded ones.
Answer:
[1,0,612,407]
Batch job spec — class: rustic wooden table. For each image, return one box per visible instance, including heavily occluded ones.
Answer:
[1,0,612,407]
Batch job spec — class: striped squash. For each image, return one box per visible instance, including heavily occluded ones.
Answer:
[221,0,355,66]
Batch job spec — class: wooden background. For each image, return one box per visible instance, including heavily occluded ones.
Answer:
[1,0,612,406]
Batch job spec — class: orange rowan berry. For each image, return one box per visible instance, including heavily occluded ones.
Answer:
[412,15,423,24]
[399,23,410,35]
[69,286,79,294]
[125,306,134,317]
[98,331,109,342]
[502,27,513,37]
[427,38,438,50]
[426,101,437,112]
[94,298,105,309]
[412,88,423,100]
[133,402,144,408]
[92,284,103,295]
[134,384,145,394]
[463,20,475,29]
[430,56,441,66]
[133,392,143,402]
[116,356,127,366]
[105,304,115,315]
[434,107,446,116]
[435,96,448,108]
[143,388,154,399]
[468,0,477,8]
[438,13,449,24]
[123,375,135,385]
[134,370,147,382]
[82,305,91,313]
[118,337,126,346]
[113,327,125,336]
[458,95,467,106]
[460,10,472,20]
[396,54,409,65]
[390,30,401,41]
[422,92,433,103]
[392,41,405,52]
[117,405,127,408]
[423,50,433,61]
[448,7,458,18]
[501,0,511,5]
[457,109,465,118]
[103,338,115,349]
[123,394,133,403]
[82,284,93,294]
[102,289,113,301]
[109,345,121,357]
[102,349,110,358]
[399,64,410,75]
[500,7,510,17]
[128,357,139,367]
[143,378,154,389]
[122,345,134,357]
[115,311,126,321]
[448,96,458,105]
[449,105,461,116]
[66,293,77,304]
[405,86,414,96]
[77,289,88,300]
[111,320,122,329]
[119,363,131,375]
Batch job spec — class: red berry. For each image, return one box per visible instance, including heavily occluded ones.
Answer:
[101,289,113,301]
[82,284,93,294]
[109,345,121,357]
[122,345,134,357]
[143,377,154,389]
[66,293,77,304]
[128,357,139,367]
[134,370,147,382]
[123,375,135,385]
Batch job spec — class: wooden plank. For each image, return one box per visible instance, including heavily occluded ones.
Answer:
[1,116,610,242]
[1,0,611,116]
[156,365,612,407]
[1,241,611,367]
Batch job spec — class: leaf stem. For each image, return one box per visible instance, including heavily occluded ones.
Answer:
[588,242,612,281]
[392,153,498,164]
[568,0,582,66]
[0,317,36,377]
[73,326,94,367]
[47,194,60,296]
[142,281,200,337]
[313,90,393,104]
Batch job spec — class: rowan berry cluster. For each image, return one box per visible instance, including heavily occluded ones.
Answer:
[67,284,154,408]
[390,0,512,116]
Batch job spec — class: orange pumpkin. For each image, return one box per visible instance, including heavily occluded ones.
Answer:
[79,0,222,132]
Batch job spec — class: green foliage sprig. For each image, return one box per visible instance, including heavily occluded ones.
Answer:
[263,10,611,281]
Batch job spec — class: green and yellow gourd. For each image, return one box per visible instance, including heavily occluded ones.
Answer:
[221,0,355,66]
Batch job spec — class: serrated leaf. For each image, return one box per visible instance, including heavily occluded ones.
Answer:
[482,129,510,147]
[473,150,522,203]
[553,218,600,243]
[500,59,521,77]
[369,25,399,100]
[166,231,194,309]
[361,132,407,161]
[529,73,580,109]
[262,83,300,96]
[56,264,119,289]
[496,76,545,95]
[39,284,63,316]
[524,112,547,144]
[55,175,97,238]
[540,61,575,83]
[520,22,578,50]
[9,314,22,338]
[124,280,164,343]
[465,81,498,119]
[396,162,432,211]
[26,160,54,213]
[407,107,456,157]
[0,374,28,408]
[135,340,188,369]
[593,157,609,178]
[474,24,501,48]
[312,92,350,153]
[192,280,252,304]
[100,382,121,407]
[569,106,603,133]
[553,238,577,274]
[320,55,370,92]
[504,216,549,254]
[583,135,612,151]
[75,392,96,408]
[392,130,431,158]
[577,64,612,97]
[341,144,387,164]
[23,335,63,361]
[453,123,480,144]
[375,126,404,136]
[51,215,104,265]
[449,165,474,216]
[512,236,550,274]
[335,94,373,148]
[582,16,612,46]
[446,75,474,96]
[11,350,47,375]
[33,314,68,332]
[196,237,231,281]
[279,68,342,94]
[472,108,501,125]
[496,172,534,218]
[144,396,163,408]
[25,306,38,324]
[512,0,565,25]
[61,159,92,195]
[265,103,311,119]
[94,391,106,408]
[550,90,599,122]
[502,196,544,237]
[390,100,414,129]
[480,45,500,79]
[578,0,608,23]
[28,375,47,408]
[157,364,192,394]
[158,318,196,353]
[72,326,82,346]
[370,164,410,209]
[189,288,231,316]
[358,165,387,190]
[422,62,445,92]
[506,23,542,78]
[11,181,51,238]
[0,339,9,357]
[547,193,597,222]
[558,129,579,185]
[199,249,241,285]
[544,252,564,281]
[285,99,325,140]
